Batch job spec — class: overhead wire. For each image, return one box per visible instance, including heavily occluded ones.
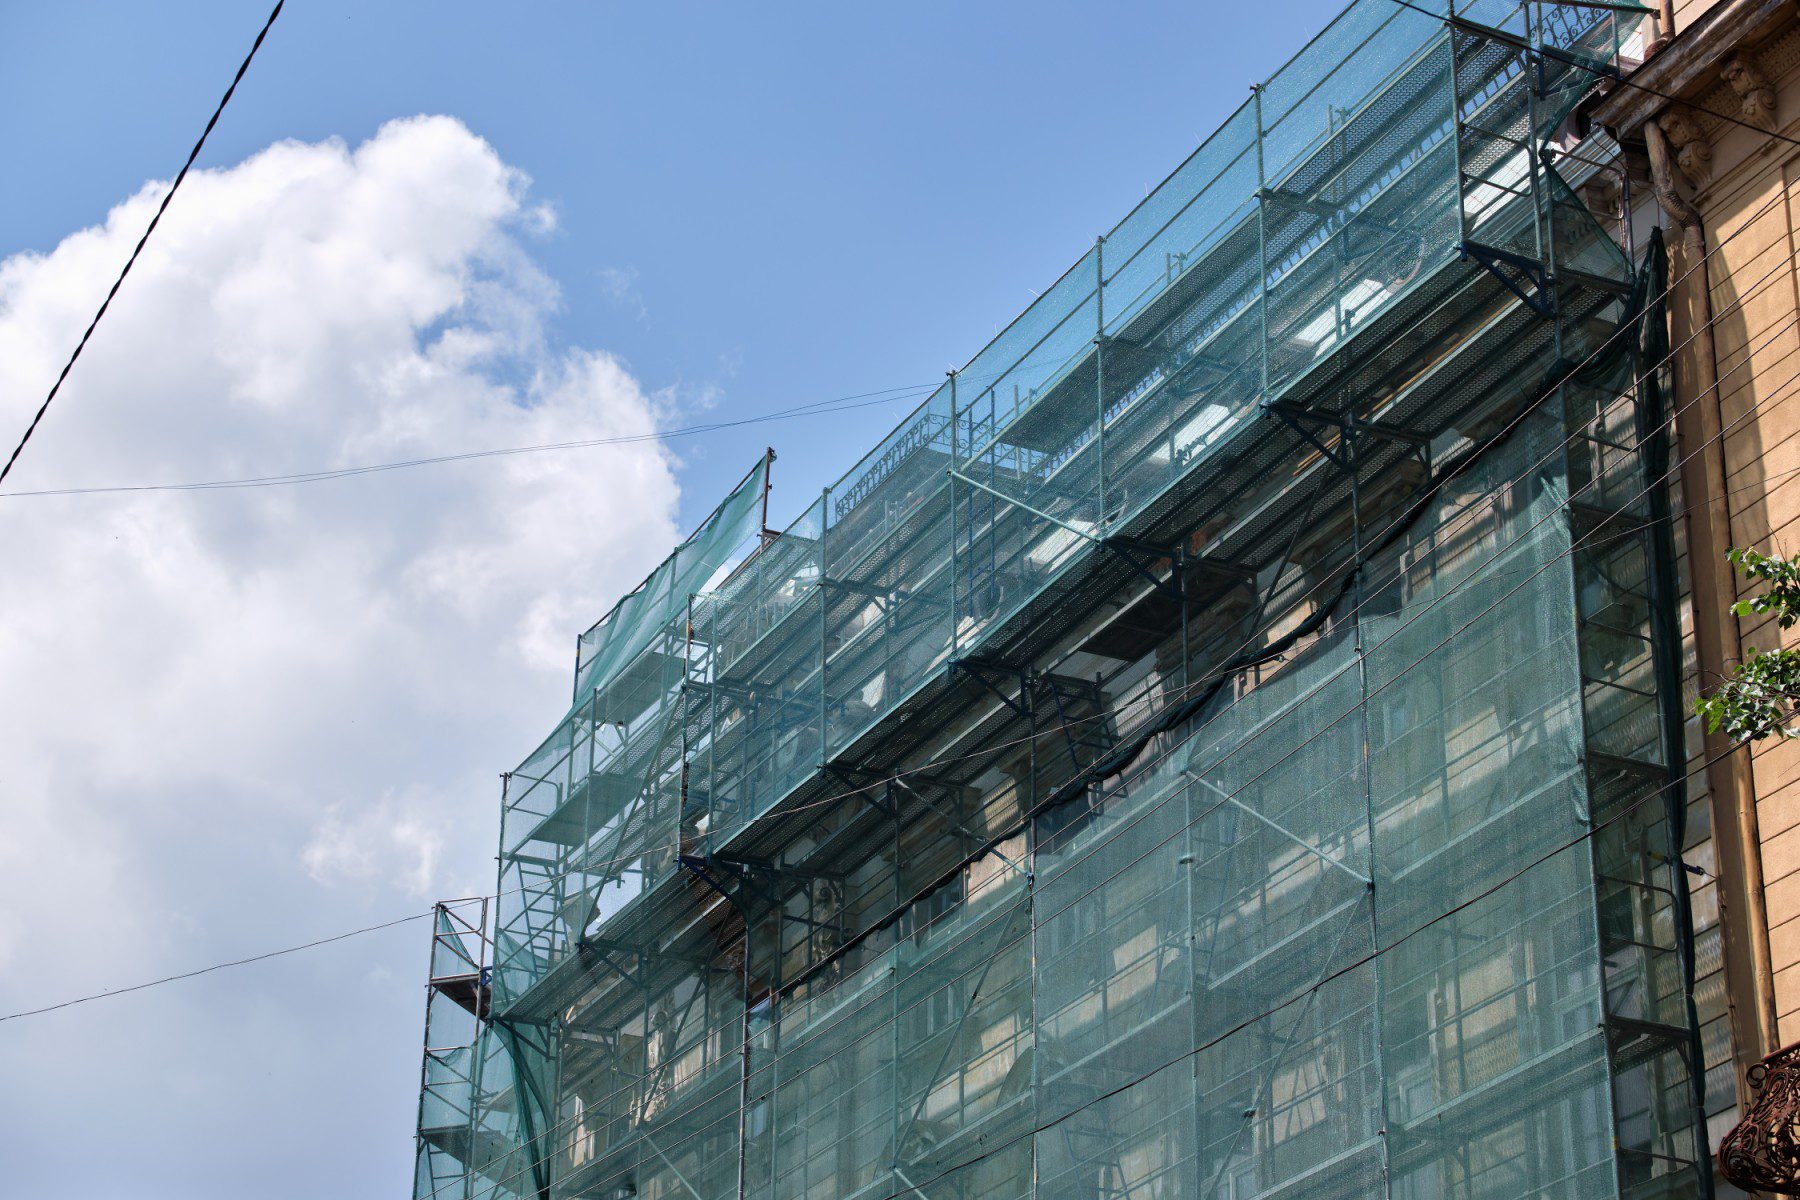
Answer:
[0,1,286,489]
[1385,0,1800,152]
[0,382,944,500]
[7,166,1791,1032]
[574,202,1794,853]
[433,711,1776,1200]
[0,908,429,1024]
[407,36,1800,1177]
[0,10,1778,1195]
[377,20,1800,969]
[323,16,1800,1195]
[16,177,1771,1200]
[18,3,1784,506]
[0,361,1095,501]
[838,723,1779,1200]
[14,169,1778,1200]
[412,233,1800,1200]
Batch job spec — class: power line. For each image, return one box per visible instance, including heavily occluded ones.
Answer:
[4,183,1787,1030]
[410,180,1800,1190]
[0,382,937,500]
[0,361,1076,501]
[432,713,1770,1200]
[654,199,1800,917]
[413,256,1800,1199]
[0,0,1769,1063]
[1,3,1763,511]
[0,30,1767,1200]
[0,1,286,489]
[7,9,1761,1186]
[844,729,1765,1200]
[0,908,429,1024]
[1387,0,1800,151]
[2,8,1765,505]
[6,262,1779,1200]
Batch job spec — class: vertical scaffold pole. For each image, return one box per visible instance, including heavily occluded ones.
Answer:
[1252,84,1271,401]
[1521,1,1550,276]
[1026,768,1042,1196]
[890,892,903,1194]
[1179,541,1191,694]
[1185,769,1203,1196]
[496,770,511,1004]
[704,596,720,838]
[819,486,831,769]
[1095,235,1107,535]
[1634,241,1718,1198]
[948,370,959,660]
[682,594,694,847]
[1561,388,1630,1188]
[582,687,600,915]
[1534,2,1563,371]
[1447,0,1467,248]
[1349,424,1395,1200]
[760,446,775,541]
[734,915,752,1200]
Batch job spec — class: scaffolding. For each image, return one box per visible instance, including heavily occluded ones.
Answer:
[414,2,1712,1197]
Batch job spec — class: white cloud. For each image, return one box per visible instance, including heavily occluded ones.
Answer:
[0,116,680,1197]
[301,788,445,898]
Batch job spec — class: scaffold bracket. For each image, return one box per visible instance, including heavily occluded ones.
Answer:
[951,657,1032,720]
[1101,535,1185,603]
[1460,240,1553,316]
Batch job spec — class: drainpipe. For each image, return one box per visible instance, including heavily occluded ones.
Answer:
[1648,0,1676,56]
[1645,119,1779,1098]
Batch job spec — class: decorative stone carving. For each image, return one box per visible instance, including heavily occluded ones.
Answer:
[1723,51,1779,129]
[1658,108,1713,187]
[1719,1041,1800,1194]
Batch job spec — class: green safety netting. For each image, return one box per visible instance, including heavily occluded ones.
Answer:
[415,3,1708,1198]
[573,455,769,702]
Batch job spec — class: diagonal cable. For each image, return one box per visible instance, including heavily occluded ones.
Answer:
[0,0,285,488]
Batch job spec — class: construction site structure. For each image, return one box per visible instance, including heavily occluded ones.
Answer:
[414,2,1720,1197]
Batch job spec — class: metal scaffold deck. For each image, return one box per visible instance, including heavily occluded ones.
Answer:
[414,3,1715,1199]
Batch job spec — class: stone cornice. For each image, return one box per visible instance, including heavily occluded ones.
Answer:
[1589,0,1797,139]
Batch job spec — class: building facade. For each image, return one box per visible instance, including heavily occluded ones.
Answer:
[408,0,1800,1196]
[1585,0,1800,1193]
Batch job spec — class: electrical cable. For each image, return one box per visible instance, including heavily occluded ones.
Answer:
[3,189,1771,1200]
[1386,0,1800,152]
[404,22,1800,1191]
[0,382,943,500]
[604,194,1799,914]
[0,25,1778,1200]
[9,40,1786,1200]
[501,66,1800,908]
[412,138,1800,1173]
[430,712,1774,1200]
[840,725,1782,1200]
[411,256,1800,1200]
[0,361,1076,501]
[8,174,1787,1032]
[0,908,427,1025]
[9,5,1755,506]
[0,1,286,489]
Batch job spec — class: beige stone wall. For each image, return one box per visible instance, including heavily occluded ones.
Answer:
[1586,0,1800,1166]
[1675,0,1725,37]
[1692,33,1800,1047]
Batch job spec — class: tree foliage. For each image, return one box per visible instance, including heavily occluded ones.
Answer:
[1695,548,1800,741]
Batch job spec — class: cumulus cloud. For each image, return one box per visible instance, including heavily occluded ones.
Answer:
[0,117,681,1197]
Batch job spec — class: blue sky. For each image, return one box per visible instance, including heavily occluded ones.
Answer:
[3,0,1346,528]
[0,4,1349,1196]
